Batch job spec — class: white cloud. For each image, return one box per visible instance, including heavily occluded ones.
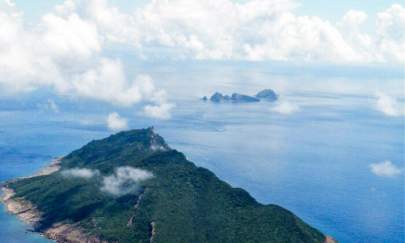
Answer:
[271,101,299,115]
[342,10,368,26]
[0,3,101,93]
[4,0,15,7]
[376,4,405,63]
[83,0,138,44]
[62,166,154,196]
[61,168,99,179]
[338,10,374,62]
[69,0,403,64]
[0,2,172,110]
[144,103,175,120]
[245,13,362,62]
[41,12,101,61]
[376,92,404,117]
[101,166,154,196]
[107,112,128,131]
[0,0,404,104]
[1,1,405,68]
[72,59,141,106]
[370,160,402,177]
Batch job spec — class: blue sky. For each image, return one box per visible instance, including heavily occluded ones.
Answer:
[14,0,401,24]
[298,0,399,19]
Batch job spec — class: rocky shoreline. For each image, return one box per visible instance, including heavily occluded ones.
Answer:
[1,158,336,243]
[1,187,42,227]
[0,158,62,227]
[0,158,107,243]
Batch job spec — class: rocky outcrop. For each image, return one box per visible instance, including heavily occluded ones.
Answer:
[1,159,105,243]
[209,92,259,103]
[205,89,278,103]
[1,187,42,227]
[44,223,108,243]
[255,89,278,101]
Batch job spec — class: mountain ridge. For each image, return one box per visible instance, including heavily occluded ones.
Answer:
[2,128,333,243]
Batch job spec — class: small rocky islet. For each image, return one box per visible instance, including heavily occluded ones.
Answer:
[202,89,278,103]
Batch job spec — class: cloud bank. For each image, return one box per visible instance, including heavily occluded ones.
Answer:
[101,166,154,196]
[0,1,174,118]
[1,1,403,73]
[43,0,404,64]
[370,160,402,177]
[107,112,128,131]
[0,0,403,118]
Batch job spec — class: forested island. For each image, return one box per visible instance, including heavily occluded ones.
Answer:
[1,128,334,243]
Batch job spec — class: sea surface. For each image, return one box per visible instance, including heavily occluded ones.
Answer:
[0,65,404,242]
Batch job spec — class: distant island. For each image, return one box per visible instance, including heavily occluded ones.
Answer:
[203,89,278,103]
[1,128,334,243]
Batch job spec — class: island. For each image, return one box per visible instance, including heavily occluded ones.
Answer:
[255,89,278,101]
[1,128,334,243]
[204,89,278,103]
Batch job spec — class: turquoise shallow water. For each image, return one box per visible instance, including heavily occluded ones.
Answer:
[0,203,52,243]
[0,92,404,242]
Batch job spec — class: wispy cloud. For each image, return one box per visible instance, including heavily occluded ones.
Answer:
[376,92,404,117]
[370,160,402,177]
[143,103,175,120]
[107,112,128,131]
[271,100,299,115]
[61,168,99,179]
[61,166,154,196]
[38,99,60,113]
[101,166,154,196]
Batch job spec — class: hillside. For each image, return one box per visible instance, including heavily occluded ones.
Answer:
[4,128,328,243]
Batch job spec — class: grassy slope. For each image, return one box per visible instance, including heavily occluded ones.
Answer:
[8,128,325,243]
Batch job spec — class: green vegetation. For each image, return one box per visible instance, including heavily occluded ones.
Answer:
[8,128,325,243]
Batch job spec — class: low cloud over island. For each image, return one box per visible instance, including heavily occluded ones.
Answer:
[61,166,154,196]
[101,166,154,196]
[61,168,100,179]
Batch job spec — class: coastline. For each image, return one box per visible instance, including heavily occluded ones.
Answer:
[33,158,62,177]
[0,158,106,243]
[1,187,42,227]
[0,158,62,227]
[1,158,336,243]
[325,236,337,243]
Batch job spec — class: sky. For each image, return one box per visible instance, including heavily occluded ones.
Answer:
[3,0,403,63]
[12,0,402,22]
[11,0,403,37]
[299,0,400,20]
[0,2,403,241]
[0,0,404,121]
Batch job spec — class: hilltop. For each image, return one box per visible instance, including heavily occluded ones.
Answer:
[2,128,330,243]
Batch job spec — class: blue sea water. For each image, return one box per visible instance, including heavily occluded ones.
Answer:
[0,76,404,242]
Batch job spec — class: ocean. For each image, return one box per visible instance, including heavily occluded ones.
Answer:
[0,64,404,242]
